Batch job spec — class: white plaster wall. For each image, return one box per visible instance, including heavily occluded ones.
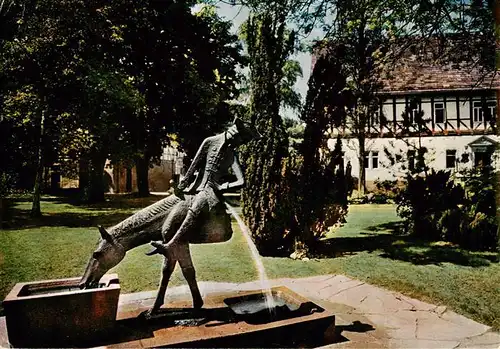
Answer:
[329,135,500,181]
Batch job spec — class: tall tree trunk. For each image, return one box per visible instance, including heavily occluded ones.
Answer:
[79,157,89,193]
[31,108,45,218]
[126,167,132,192]
[357,134,366,196]
[84,151,107,203]
[112,163,120,194]
[135,155,150,197]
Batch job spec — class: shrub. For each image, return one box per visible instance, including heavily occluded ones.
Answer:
[459,167,498,250]
[396,168,498,251]
[396,170,466,240]
[375,180,400,198]
[0,175,10,199]
[356,179,402,204]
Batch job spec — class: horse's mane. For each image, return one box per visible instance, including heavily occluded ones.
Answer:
[110,195,182,238]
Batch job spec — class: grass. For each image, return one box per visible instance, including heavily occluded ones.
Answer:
[0,195,499,330]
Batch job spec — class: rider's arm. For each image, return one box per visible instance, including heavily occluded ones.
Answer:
[219,155,244,191]
[178,139,208,191]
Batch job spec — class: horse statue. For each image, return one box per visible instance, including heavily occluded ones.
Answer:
[79,118,260,317]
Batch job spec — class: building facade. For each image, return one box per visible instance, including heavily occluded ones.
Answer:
[325,40,500,187]
[109,146,185,193]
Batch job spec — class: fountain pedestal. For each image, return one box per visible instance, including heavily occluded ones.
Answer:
[110,285,335,348]
[1,281,335,348]
[2,274,120,347]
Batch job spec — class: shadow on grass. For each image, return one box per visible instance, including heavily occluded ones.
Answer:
[2,208,133,229]
[1,194,160,229]
[319,221,498,267]
[9,190,168,208]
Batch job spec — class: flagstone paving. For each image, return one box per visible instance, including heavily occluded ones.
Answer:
[1,274,499,348]
[115,274,500,348]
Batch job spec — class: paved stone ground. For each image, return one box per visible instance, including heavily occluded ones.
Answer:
[118,274,500,348]
[1,274,499,348]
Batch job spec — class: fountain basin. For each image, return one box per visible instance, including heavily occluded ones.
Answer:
[101,285,335,348]
[2,273,120,347]
[224,288,324,324]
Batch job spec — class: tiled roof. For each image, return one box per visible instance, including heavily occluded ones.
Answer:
[380,56,500,93]
[380,37,500,93]
[312,36,500,94]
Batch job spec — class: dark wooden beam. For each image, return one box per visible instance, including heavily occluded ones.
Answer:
[443,95,447,131]
[430,96,435,133]
[392,97,397,133]
[469,95,474,131]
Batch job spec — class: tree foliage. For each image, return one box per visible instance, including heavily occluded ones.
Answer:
[216,0,495,72]
[240,6,298,255]
[294,45,349,252]
[0,0,245,205]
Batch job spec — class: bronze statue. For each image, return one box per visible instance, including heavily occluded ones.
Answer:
[79,118,260,317]
[145,117,260,315]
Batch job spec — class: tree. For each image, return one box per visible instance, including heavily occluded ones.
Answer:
[238,0,496,72]
[35,0,144,203]
[294,44,350,251]
[171,5,246,162]
[1,0,245,205]
[240,4,299,255]
[316,0,390,195]
[106,1,245,196]
[0,0,80,212]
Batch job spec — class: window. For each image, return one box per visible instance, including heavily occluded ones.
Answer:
[473,101,483,122]
[407,98,421,124]
[434,102,446,124]
[446,150,456,169]
[408,150,416,171]
[364,151,379,169]
[485,101,496,121]
[409,108,418,124]
[372,111,380,125]
[372,151,379,169]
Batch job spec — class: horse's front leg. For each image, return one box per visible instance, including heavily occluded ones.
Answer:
[148,255,177,316]
[176,243,203,309]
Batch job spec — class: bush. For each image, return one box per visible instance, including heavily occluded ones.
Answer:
[303,138,349,239]
[396,168,498,251]
[283,137,349,257]
[370,193,391,204]
[459,168,498,250]
[375,180,400,198]
[350,180,400,204]
[396,170,466,240]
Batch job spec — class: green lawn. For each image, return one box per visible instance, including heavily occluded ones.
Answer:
[0,196,498,330]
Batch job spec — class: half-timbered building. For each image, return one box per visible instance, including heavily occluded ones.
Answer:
[324,40,500,186]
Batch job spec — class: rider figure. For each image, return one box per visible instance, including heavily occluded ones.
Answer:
[153,117,260,254]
